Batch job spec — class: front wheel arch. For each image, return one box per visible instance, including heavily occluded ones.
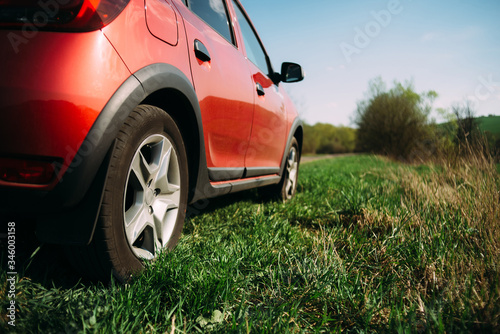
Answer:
[259,136,301,202]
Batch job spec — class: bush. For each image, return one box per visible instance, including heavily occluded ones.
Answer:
[354,77,437,161]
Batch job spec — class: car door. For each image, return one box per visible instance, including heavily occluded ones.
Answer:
[173,0,255,181]
[230,1,288,174]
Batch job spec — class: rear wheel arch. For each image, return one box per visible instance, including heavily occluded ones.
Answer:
[141,88,201,203]
[37,63,207,246]
[88,62,208,206]
[50,63,203,207]
[135,63,207,203]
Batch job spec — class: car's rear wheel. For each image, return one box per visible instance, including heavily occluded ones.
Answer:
[66,105,188,282]
[259,137,300,202]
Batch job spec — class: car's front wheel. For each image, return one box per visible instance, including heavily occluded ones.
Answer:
[259,137,300,202]
[66,105,188,282]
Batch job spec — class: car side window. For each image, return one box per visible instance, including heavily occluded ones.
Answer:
[187,0,234,44]
[232,0,269,75]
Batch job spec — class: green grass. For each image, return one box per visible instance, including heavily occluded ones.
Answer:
[1,155,499,333]
[437,115,500,138]
[477,115,500,136]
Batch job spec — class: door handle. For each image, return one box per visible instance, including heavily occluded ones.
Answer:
[256,82,265,96]
[194,39,211,62]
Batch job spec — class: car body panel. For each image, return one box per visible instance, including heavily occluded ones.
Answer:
[244,68,288,169]
[227,0,290,169]
[0,30,131,189]
[102,0,192,82]
[173,0,255,169]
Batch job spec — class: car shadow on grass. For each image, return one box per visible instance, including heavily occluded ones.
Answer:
[0,217,102,290]
[186,188,266,220]
[184,188,282,235]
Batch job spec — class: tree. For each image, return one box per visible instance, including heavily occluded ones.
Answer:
[452,101,480,146]
[302,122,357,154]
[302,123,320,154]
[354,77,437,161]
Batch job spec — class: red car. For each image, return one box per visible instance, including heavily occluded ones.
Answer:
[0,0,304,281]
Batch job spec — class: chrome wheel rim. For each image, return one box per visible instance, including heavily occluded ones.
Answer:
[285,146,298,199]
[123,134,181,260]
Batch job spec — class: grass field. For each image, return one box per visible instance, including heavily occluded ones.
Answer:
[477,115,500,136]
[1,155,499,333]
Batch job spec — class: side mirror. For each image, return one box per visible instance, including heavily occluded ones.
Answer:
[281,62,304,83]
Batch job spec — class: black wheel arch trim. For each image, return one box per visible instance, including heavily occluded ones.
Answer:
[55,63,205,208]
[279,118,303,177]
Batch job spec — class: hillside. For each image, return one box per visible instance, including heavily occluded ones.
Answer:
[476,115,500,135]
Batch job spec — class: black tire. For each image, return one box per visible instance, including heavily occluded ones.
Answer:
[259,137,300,202]
[66,105,189,282]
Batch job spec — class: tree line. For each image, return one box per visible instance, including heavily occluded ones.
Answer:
[302,123,356,154]
[303,77,499,161]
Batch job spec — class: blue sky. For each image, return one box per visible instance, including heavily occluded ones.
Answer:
[240,0,500,126]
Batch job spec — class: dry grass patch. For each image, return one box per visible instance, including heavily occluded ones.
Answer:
[389,152,500,329]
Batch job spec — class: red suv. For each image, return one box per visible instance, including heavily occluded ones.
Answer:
[0,0,304,281]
